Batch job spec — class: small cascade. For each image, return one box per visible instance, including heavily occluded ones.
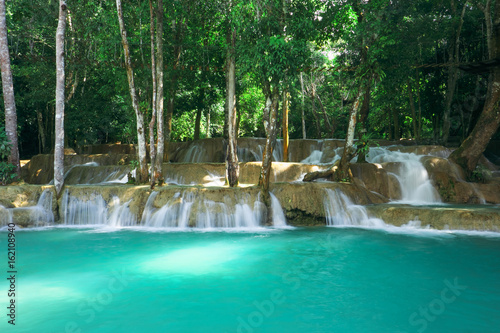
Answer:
[108,198,136,227]
[270,193,287,227]
[61,191,108,225]
[273,139,284,162]
[0,205,12,226]
[141,191,270,229]
[366,148,441,204]
[237,147,260,162]
[61,191,135,226]
[31,189,55,224]
[63,164,130,185]
[204,172,225,187]
[2,189,55,226]
[179,144,208,163]
[301,150,323,164]
[323,188,385,227]
[50,162,99,185]
[237,140,284,162]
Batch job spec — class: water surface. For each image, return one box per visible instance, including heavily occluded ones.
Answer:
[0,227,499,333]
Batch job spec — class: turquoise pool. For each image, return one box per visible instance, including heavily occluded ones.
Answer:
[1,226,499,333]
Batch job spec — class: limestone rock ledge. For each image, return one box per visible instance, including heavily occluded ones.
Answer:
[366,204,500,231]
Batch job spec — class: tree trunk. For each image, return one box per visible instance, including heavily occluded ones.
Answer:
[259,83,279,192]
[206,107,211,138]
[116,0,148,183]
[154,0,164,183]
[54,0,67,195]
[300,72,306,139]
[148,0,157,188]
[441,2,467,145]
[282,90,289,162]
[415,69,423,140]
[164,20,182,162]
[356,75,372,163]
[310,86,322,138]
[225,28,239,187]
[336,84,364,181]
[316,93,334,135]
[450,0,500,176]
[37,110,46,154]
[0,0,20,175]
[194,87,204,141]
[407,78,418,140]
[165,96,174,161]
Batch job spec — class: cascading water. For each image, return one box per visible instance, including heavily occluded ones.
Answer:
[301,150,324,164]
[270,192,287,227]
[365,147,441,204]
[107,197,136,227]
[0,205,12,226]
[141,191,279,229]
[0,189,55,226]
[61,191,108,225]
[323,188,385,227]
[301,145,441,204]
[61,191,135,226]
[32,189,55,224]
[179,145,208,163]
[60,189,287,229]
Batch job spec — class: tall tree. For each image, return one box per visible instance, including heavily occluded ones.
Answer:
[154,0,164,183]
[441,0,468,145]
[226,24,239,187]
[0,0,20,176]
[450,0,500,176]
[116,0,148,183]
[54,0,67,195]
[164,2,184,162]
[239,0,316,196]
[148,0,157,188]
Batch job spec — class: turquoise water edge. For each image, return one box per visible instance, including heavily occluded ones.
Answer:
[1,227,500,333]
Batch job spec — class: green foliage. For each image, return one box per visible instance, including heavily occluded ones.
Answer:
[3,0,495,158]
[0,127,12,160]
[470,165,492,184]
[129,159,140,170]
[0,162,18,185]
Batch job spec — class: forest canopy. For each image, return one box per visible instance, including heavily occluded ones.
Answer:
[0,0,498,161]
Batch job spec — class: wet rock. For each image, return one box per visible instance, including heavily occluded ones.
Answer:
[422,156,500,204]
[22,154,135,184]
[367,204,500,231]
[350,163,401,200]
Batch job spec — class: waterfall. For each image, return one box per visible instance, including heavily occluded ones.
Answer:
[179,144,208,163]
[59,189,287,229]
[366,148,441,204]
[32,189,55,224]
[0,205,12,226]
[61,191,108,225]
[301,150,323,164]
[0,189,54,226]
[323,188,385,227]
[141,191,273,229]
[108,197,136,227]
[237,147,260,162]
[270,193,287,227]
[300,146,441,204]
[61,191,135,226]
